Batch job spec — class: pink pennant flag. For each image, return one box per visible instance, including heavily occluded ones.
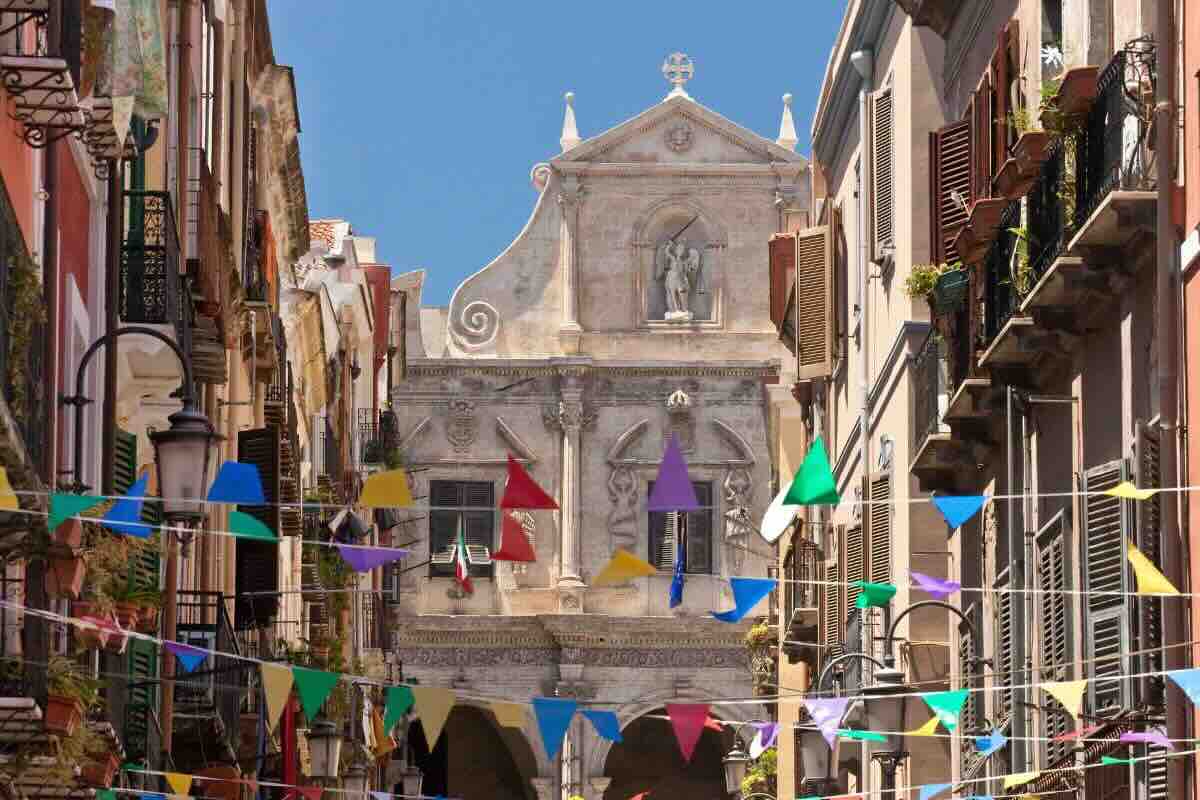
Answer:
[665,703,710,762]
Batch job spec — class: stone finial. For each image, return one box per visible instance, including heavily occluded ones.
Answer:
[560,91,581,152]
[777,92,798,151]
[662,52,694,99]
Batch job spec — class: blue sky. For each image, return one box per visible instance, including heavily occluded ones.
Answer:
[271,1,847,306]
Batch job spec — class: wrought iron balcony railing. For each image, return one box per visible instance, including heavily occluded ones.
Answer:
[1026,142,1071,288]
[173,591,248,758]
[121,190,181,327]
[982,200,1022,344]
[911,330,949,454]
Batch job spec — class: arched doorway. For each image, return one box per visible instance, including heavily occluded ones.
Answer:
[603,708,728,799]
[408,706,537,800]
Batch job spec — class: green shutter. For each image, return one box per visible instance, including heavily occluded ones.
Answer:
[235,427,282,629]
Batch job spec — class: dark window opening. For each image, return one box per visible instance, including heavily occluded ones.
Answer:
[429,480,494,579]
[648,481,713,574]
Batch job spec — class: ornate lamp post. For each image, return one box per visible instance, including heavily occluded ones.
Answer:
[722,720,771,798]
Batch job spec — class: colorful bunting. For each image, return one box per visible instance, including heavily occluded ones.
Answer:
[206,462,265,504]
[922,688,969,731]
[261,663,294,732]
[1103,481,1158,500]
[1167,668,1200,704]
[975,729,1008,757]
[749,722,779,758]
[582,709,622,743]
[0,467,16,511]
[759,486,797,544]
[1041,679,1088,721]
[531,697,577,759]
[1102,756,1135,766]
[665,703,709,762]
[911,571,961,600]
[490,701,527,728]
[906,716,941,737]
[648,435,699,511]
[371,792,392,800]
[101,472,151,537]
[592,549,656,586]
[164,773,192,796]
[1127,541,1180,595]
[293,667,340,720]
[228,510,277,541]
[1003,771,1040,789]
[712,577,777,622]
[411,686,456,745]
[919,784,952,800]
[371,707,396,759]
[1052,723,1103,742]
[335,543,409,572]
[164,641,207,673]
[853,580,897,609]
[803,697,850,747]
[783,435,840,505]
[837,729,888,743]
[669,537,684,608]
[1120,728,1174,750]
[96,790,117,800]
[296,787,322,800]
[492,511,536,562]
[931,494,987,529]
[500,454,558,510]
[358,468,414,508]
[49,493,105,531]
[382,685,414,732]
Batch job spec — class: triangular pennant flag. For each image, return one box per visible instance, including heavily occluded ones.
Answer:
[411,686,456,745]
[1127,541,1180,595]
[531,697,577,759]
[784,435,840,505]
[102,472,152,537]
[749,722,779,758]
[966,796,994,800]
[293,667,340,720]
[0,468,18,511]
[648,435,699,511]
[704,715,724,733]
[592,549,656,586]
[165,773,192,796]
[1041,679,1088,721]
[922,688,970,731]
[1052,723,1103,742]
[853,580,897,609]
[669,537,684,608]
[803,697,851,747]
[931,494,987,529]
[1003,771,1040,789]
[760,485,798,544]
[371,707,396,759]
[500,454,558,509]
[49,493,105,531]
[261,663,293,732]
[665,703,709,762]
[1167,668,1200,704]
[492,511,536,562]
[383,685,414,732]
[712,577,777,623]
[582,709,622,743]
[975,729,1009,757]
[911,571,961,599]
[335,543,409,572]
[1102,756,1135,765]
[165,641,207,673]
[206,461,266,504]
[490,701,527,728]
[837,729,888,743]
[142,794,166,800]
[229,510,277,541]
[96,790,117,800]
[1120,729,1174,750]
[919,784,952,800]
[359,469,414,509]
[296,787,322,800]
[906,716,941,737]
[1104,481,1158,500]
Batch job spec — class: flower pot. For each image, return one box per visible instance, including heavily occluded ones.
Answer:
[46,556,86,600]
[1013,130,1051,171]
[136,605,159,633]
[82,751,120,787]
[993,157,1036,199]
[1053,65,1100,116]
[44,694,84,736]
[51,518,83,549]
[72,603,109,650]
[115,602,140,630]
[932,269,970,314]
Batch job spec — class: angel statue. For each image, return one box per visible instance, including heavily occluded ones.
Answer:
[656,238,705,320]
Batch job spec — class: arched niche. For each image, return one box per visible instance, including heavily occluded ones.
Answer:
[601,706,730,799]
[632,197,728,327]
[408,706,538,800]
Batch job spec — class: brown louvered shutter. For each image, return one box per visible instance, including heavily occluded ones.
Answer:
[930,120,972,264]
[794,225,834,379]
[958,602,981,773]
[768,233,796,332]
[845,523,866,614]
[1134,422,1164,708]
[1082,459,1132,714]
[235,426,281,629]
[821,525,846,652]
[994,567,1015,727]
[973,80,994,199]
[871,87,895,255]
[1036,511,1074,765]
[991,25,1011,170]
[831,204,847,360]
[866,473,892,584]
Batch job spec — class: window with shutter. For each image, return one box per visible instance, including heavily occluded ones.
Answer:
[648,481,713,574]
[235,427,281,629]
[958,603,981,776]
[793,225,834,380]
[820,526,846,654]
[1141,745,1170,800]
[845,523,866,613]
[1036,511,1073,765]
[768,233,796,334]
[429,480,495,578]
[930,120,972,264]
[1135,421,1164,708]
[123,636,159,761]
[831,205,848,365]
[871,87,895,256]
[866,474,892,584]
[994,568,1015,728]
[991,22,1019,171]
[973,79,994,198]
[1082,459,1132,714]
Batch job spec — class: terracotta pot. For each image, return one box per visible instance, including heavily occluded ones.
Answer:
[115,602,140,630]
[993,157,1035,199]
[1013,130,1051,171]
[1054,65,1100,116]
[81,752,120,788]
[46,556,86,600]
[51,518,83,549]
[72,603,108,650]
[136,606,159,633]
[44,694,84,736]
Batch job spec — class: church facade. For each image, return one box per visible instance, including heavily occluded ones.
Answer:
[388,59,809,799]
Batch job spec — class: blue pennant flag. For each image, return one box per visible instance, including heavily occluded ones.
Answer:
[206,461,266,504]
[669,536,684,609]
[919,784,952,800]
[101,472,151,538]
[582,709,622,743]
[1167,668,1200,705]
[532,697,577,759]
[712,577,778,623]
[931,494,987,529]
[975,729,1008,758]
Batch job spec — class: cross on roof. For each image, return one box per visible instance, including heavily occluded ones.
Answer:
[661,52,694,98]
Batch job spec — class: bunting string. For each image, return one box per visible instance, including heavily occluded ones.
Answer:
[119,767,458,800]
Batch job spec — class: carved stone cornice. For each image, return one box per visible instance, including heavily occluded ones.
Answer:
[402,359,781,380]
[543,399,597,433]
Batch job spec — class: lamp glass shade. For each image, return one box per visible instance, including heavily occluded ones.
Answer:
[149,406,217,523]
[342,765,368,799]
[722,745,749,794]
[862,667,908,751]
[400,768,422,796]
[307,721,343,778]
[797,724,831,783]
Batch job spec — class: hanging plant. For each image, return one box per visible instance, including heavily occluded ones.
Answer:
[5,248,44,419]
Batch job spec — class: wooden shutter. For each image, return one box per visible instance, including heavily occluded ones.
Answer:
[845,523,866,612]
[685,483,713,574]
[871,87,895,255]
[1082,459,1132,714]
[820,525,846,651]
[462,481,495,577]
[994,567,1015,727]
[1036,511,1073,764]
[1135,421,1165,708]
[958,603,981,746]
[795,225,834,379]
[930,120,972,264]
[768,233,796,332]
[235,427,281,629]
[866,473,892,583]
[831,204,847,360]
[123,636,159,761]
[429,481,493,577]
[972,79,994,199]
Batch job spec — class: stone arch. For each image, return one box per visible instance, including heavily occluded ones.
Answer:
[407,704,539,800]
[631,196,729,325]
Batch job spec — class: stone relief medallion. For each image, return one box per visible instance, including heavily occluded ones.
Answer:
[664,122,694,153]
[445,398,478,453]
[724,468,753,572]
[665,389,696,451]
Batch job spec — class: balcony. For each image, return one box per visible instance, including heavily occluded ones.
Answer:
[121,191,181,327]
[909,330,987,493]
[355,408,399,469]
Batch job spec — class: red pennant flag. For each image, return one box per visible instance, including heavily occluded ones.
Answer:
[492,511,536,562]
[665,703,709,762]
[500,455,559,510]
[296,787,322,800]
[704,715,724,732]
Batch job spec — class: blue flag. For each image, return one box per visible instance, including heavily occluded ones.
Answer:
[206,461,266,504]
[101,472,151,538]
[1168,668,1200,704]
[582,709,622,742]
[532,697,577,759]
[931,495,987,529]
[712,577,778,622]
[975,729,1008,757]
[919,784,952,800]
[669,536,684,608]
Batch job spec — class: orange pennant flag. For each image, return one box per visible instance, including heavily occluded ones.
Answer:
[593,549,656,586]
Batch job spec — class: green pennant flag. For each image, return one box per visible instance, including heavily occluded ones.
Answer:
[96,790,117,800]
[854,580,898,609]
[922,688,970,731]
[1102,756,1134,766]
[783,436,840,505]
[292,667,341,720]
[49,493,105,532]
[837,729,889,743]
[229,510,278,541]
[383,685,415,732]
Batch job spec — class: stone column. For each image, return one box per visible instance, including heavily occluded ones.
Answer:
[587,777,612,800]
[558,177,583,354]
[546,373,590,610]
[530,777,556,800]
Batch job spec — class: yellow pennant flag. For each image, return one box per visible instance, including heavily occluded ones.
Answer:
[359,469,413,508]
[371,708,396,759]
[1041,679,1088,721]
[1004,771,1040,789]
[490,701,528,728]
[0,468,17,511]
[261,663,294,732]
[1104,481,1158,501]
[592,548,656,586]
[905,716,940,737]
[412,686,456,745]
[1128,541,1180,595]
[165,773,193,796]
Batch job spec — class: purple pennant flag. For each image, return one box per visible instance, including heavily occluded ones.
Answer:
[750,722,780,758]
[335,544,410,572]
[911,571,961,600]
[164,641,208,673]
[647,435,700,512]
[1120,728,1174,750]
[803,697,851,748]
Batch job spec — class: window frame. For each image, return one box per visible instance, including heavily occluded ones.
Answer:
[428,479,495,580]
[647,480,715,575]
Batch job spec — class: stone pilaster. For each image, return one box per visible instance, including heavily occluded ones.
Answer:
[545,372,594,610]
[557,176,583,354]
[587,777,612,800]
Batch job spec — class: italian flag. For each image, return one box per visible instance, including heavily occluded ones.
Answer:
[454,518,473,594]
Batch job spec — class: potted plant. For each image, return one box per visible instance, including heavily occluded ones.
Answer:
[46,548,86,599]
[904,262,968,313]
[71,601,112,650]
[52,517,84,549]
[135,590,163,633]
[81,746,121,787]
[45,655,99,736]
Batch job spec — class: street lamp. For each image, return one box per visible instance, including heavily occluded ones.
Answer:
[306,719,344,779]
[341,761,369,800]
[861,666,909,796]
[721,739,750,795]
[399,766,423,797]
[148,403,219,526]
[796,722,837,795]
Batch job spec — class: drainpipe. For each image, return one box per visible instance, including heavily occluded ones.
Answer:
[851,49,873,493]
[101,161,121,495]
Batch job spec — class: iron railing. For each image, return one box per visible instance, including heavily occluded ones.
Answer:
[173,591,249,753]
[983,200,1022,343]
[235,618,306,664]
[244,209,267,303]
[912,330,948,454]
[355,408,399,467]
[1026,141,1071,287]
[121,190,181,326]
[315,416,342,484]
[0,561,30,699]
